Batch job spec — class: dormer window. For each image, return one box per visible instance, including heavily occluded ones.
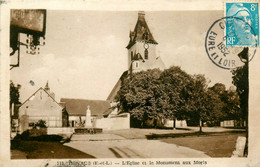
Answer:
[144,49,148,59]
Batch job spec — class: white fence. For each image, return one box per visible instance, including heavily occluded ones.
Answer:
[95,113,130,130]
[47,127,74,135]
[220,120,246,127]
[163,119,187,128]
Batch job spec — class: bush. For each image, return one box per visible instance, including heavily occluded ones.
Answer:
[34,120,47,128]
[15,130,63,142]
[29,135,63,142]
[20,130,30,140]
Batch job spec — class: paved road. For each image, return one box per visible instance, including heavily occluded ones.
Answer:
[65,134,209,158]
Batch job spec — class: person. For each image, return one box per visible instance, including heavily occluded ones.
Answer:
[227,3,257,46]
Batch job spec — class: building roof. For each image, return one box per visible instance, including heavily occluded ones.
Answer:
[126,11,158,49]
[106,71,128,101]
[60,98,112,117]
[20,87,63,109]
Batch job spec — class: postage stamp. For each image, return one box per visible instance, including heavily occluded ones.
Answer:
[225,2,259,47]
[205,17,256,70]
[205,2,259,70]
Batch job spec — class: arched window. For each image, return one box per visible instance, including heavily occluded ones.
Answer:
[144,49,148,59]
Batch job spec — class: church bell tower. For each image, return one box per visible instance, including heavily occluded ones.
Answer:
[126,11,165,73]
[106,11,166,101]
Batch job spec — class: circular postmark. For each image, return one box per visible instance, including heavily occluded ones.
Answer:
[205,17,257,70]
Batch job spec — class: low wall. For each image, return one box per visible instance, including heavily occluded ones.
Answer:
[220,120,235,127]
[95,113,130,130]
[220,120,246,127]
[164,120,187,128]
[47,127,75,135]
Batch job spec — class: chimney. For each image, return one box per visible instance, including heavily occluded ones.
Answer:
[44,81,50,93]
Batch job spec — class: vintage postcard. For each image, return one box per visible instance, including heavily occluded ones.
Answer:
[1,0,260,167]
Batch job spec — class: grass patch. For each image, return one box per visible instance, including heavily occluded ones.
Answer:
[160,133,246,157]
[145,130,246,139]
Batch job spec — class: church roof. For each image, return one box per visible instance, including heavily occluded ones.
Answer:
[60,98,112,117]
[126,11,158,49]
[106,71,128,101]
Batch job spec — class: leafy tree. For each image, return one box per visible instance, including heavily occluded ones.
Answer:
[10,80,21,110]
[179,75,225,131]
[209,83,226,98]
[116,66,195,128]
[183,74,209,131]
[116,69,164,127]
[10,81,21,129]
[224,87,241,121]
[160,66,193,128]
[203,89,224,126]
[232,47,249,156]
[116,66,240,132]
[231,63,248,128]
[209,83,241,123]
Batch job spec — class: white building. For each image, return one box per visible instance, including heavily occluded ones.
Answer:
[18,82,68,133]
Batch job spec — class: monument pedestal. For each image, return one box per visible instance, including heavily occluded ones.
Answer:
[85,105,92,128]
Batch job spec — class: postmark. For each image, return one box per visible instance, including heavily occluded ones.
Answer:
[225,2,259,47]
[205,17,257,70]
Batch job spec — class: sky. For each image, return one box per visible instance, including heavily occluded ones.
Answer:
[10,10,234,102]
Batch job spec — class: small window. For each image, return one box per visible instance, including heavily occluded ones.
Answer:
[131,51,133,60]
[136,62,139,68]
[144,49,148,59]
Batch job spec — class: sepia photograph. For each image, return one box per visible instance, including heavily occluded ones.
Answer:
[1,0,260,166]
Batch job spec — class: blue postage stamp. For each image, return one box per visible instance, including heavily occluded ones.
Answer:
[226,2,259,47]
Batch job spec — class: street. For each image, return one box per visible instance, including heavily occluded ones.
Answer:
[64,133,209,158]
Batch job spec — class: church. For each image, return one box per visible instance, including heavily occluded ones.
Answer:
[107,11,166,101]
[107,11,186,128]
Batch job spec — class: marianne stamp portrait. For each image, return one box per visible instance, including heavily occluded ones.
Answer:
[225,3,259,47]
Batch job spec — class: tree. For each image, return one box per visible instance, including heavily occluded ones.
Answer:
[209,83,226,97]
[182,75,223,132]
[115,69,164,127]
[116,66,196,128]
[160,66,193,129]
[203,89,224,126]
[10,80,21,110]
[182,74,208,132]
[10,81,21,129]
[231,63,248,128]
[232,48,249,156]
[10,80,21,118]
[224,87,241,121]
[209,83,241,123]
[116,66,234,132]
